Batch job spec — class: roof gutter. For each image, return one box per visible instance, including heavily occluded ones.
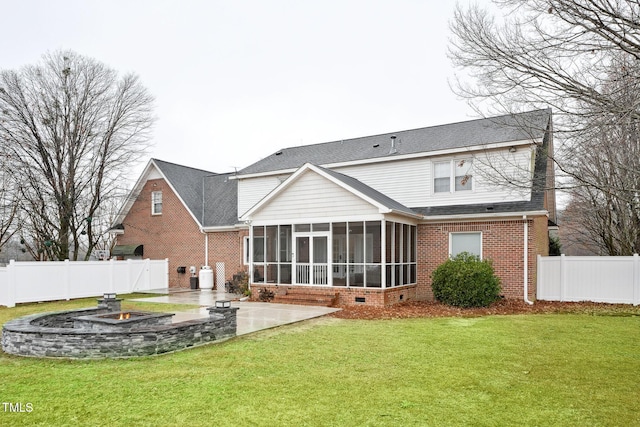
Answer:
[420,210,549,223]
[201,223,249,233]
[386,209,424,220]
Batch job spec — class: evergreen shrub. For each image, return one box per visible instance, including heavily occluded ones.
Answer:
[431,252,501,308]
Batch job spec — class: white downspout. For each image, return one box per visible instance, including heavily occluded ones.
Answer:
[204,232,209,266]
[523,215,534,305]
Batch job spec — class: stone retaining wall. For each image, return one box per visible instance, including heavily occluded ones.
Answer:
[1,305,238,359]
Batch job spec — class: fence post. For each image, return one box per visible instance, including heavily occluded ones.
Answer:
[634,254,639,306]
[536,255,541,300]
[560,254,566,302]
[7,259,16,308]
[64,259,71,301]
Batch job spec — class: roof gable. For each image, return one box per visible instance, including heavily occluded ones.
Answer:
[114,159,239,229]
[153,159,217,226]
[241,163,420,221]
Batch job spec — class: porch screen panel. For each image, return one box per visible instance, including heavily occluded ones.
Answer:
[253,265,265,283]
[313,236,328,285]
[404,224,411,264]
[394,223,402,265]
[410,226,416,262]
[265,226,278,283]
[366,222,381,263]
[266,264,277,283]
[253,226,265,263]
[386,265,393,288]
[332,223,347,287]
[364,221,382,287]
[385,222,393,264]
[297,236,309,263]
[349,265,364,287]
[265,226,278,262]
[384,222,417,287]
[296,236,310,284]
[252,226,265,283]
[410,226,417,283]
[279,225,292,284]
[349,222,364,263]
[279,264,292,284]
[367,265,382,287]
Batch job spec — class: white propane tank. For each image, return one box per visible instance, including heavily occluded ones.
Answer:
[199,266,214,290]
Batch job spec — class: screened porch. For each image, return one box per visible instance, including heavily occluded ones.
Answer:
[250,220,417,289]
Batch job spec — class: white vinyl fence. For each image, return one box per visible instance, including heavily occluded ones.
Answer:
[537,254,640,305]
[0,258,168,308]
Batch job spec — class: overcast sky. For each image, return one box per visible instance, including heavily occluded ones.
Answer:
[2,0,483,176]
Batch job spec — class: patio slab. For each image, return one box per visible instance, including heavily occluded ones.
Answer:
[131,290,341,336]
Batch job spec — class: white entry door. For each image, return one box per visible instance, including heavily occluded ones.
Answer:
[294,233,330,285]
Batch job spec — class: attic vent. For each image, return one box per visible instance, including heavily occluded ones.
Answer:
[486,206,494,211]
[373,143,380,148]
[275,151,283,156]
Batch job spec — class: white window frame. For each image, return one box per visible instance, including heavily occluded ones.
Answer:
[151,191,162,215]
[449,231,482,259]
[433,158,473,193]
[433,161,452,193]
[243,236,250,265]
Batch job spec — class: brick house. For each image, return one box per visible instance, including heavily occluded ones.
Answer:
[112,161,247,289]
[114,109,556,305]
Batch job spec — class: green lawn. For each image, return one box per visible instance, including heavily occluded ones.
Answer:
[1,298,639,426]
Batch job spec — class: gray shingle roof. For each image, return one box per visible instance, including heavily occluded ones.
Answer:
[202,173,238,227]
[239,109,552,175]
[153,159,238,227]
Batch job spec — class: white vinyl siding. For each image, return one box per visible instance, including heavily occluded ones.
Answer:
[250,170,379,223]
[238,146,534,212]
[238,175,287,218]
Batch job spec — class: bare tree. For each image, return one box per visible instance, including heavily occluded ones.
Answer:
[561,54,640,255]
[0,155,20,256]
[0,51,154,260]
[449,0,640,254]
[449,0,640,120]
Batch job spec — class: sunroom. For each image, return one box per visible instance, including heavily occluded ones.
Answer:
[241,164,422,290]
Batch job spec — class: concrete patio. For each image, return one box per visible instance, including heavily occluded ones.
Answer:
[132,290,341,336]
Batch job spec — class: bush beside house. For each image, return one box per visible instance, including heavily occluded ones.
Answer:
[431,253,501,308]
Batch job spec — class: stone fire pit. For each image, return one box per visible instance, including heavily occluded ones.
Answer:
[73,310,174,331]
[1,297,238,359]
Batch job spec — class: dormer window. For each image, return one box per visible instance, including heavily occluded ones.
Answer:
[434,159,473,193]
[151,191,162,215]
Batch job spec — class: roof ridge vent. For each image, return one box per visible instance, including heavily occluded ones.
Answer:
[389,135,398,154]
